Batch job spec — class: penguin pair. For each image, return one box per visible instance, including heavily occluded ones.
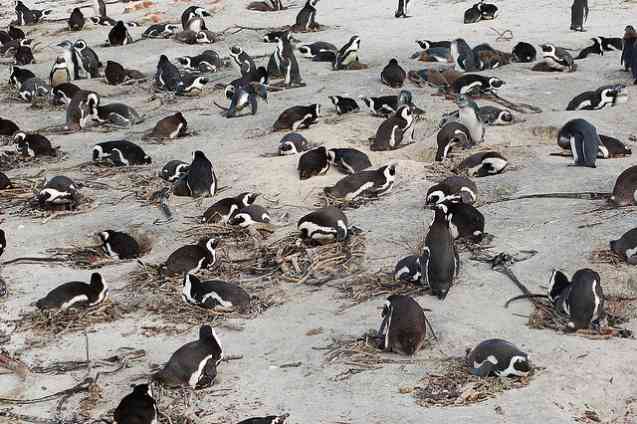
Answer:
[378,295,428,356]
[454,151,508,177]
[142,23,180,39]
[273,104,320,131]
[610,228,637,265]
[292,0,320,32]
[36,272,108,311]
[370,105,415,151]
[549,268,604,331]
[566,84,628,110]
[334,35,360,70]
[557,118,600,168]
[610,165,637,206]
[92,103,144,128]
[329,96,359,115]
[324,163,397,201]
[182,274,251,313]
[464,1,498,23]
[161,160,189,182]
[146,113,188,141]
[450,38,481,72]
[426,175,478,205]
[298,206,349,243]
[222,78,268,118]
[451,74,504,95]
[153,324,223,389]
[113,384,158,424]
[92,140,151,166]
[533,44,576,72]
[108,21,133,46]
[177,50,221,73]
[38,176,79,207]
[279,132,309,155]
[380,59,406,88]
[99,230,140,259]
[202,192,259,224]
[66,90,100,130]
[12,131,57,158]
[58,40,101,79]
[466,339,530,377]
[181,6,211,30]
[14,1,51,26]
[174,151,217,198]
[422,203,459,299]
[165,238,219,275]
[105,60,145,85]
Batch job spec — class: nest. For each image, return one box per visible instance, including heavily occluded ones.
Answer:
[10,194,97,221]
[527,297,633,339]
[180,223,275,249]
[16,299,131,341]
[0,179,39,211]
[0,151,65,172]
[590,248,625,265]
[328,271,422,309]
[413,357,533,408]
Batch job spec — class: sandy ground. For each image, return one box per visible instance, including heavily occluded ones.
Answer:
[1,0,637,422]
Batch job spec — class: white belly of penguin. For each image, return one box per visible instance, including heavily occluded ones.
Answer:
[483,157,508,173]
[292,114,313,131]
[569,136,578,163]
[299,221,337,240]
[346,181,374,200]
[202,291,233,310]
[61,294,89,310]
[189,354,213,387]
[170,123,183,139]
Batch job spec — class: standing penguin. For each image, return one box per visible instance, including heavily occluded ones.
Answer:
[155,55,181,91]
[450,38,480,71]
[36,273,108,311]
[98,230,140,259]
[275,31,303,86]
[422,204,458,299]
[298,146,329,180]
[381,58,407,88]
[610,228,637,265]
[334,35,361,70]
[378,295,427,355]
[571,0,588,31]
[293,0,320,32]
[395,0,410,18]
[229,46,257,77]
[549,268,604,330]
[68,8,85,31]
[298,206,349,243]
[371,105,415,151]
[557,118,600,168]
[153,325,223,389]
[113,384,158,424]
[466,339,531,377]
[72,40,101,78]
[610,165,637,206]
[186,151,217,197]
[181,6,211,30]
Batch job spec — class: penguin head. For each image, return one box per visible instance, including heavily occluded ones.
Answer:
[416,40,431,50]
[12,131,26,143]
[192,150,207,162]
[143,155,152,164]
[98,230,112,243]
[158,54,170,65]
[73,39,88,51]
[230,46,243,57]
[308,0,319,6]
[498,110,513,123]
[384,162,397,179]
[425,189,445,205]
[540,44,556,56]
[328,96,339,106]
[90,272,107,292]
[199,324,214,340]
[177,56,191,67]
[279,141,297,155]
[398,90,413,107]
[398,105,413,121]
[388,58,399,66]
[359,96,372,108]
[203,237,220,254]
[254,83,268,102]
[239,192,259,207]
[488,77,504,89]
[132,383,153,399]
[194,7,211,17]
[196,31,213,44]
[548,269,571,303]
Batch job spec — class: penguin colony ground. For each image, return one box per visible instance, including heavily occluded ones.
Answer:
[0,0,636,423]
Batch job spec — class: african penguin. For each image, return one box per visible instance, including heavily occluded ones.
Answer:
[279,132,309,155]
[324,163,397,201]
[426,175,478,205]
[422,204,459,299]
[511,42,537,63]
[248,0,286,11]
[153,324,223,389]
[535,44,576,72]
[548,268,605,331]
[378,295,427,355]
[264,30,293,43]
[450,38,480,71]
[185,150,217,198]
[273,104,320,131]
[165,238,219,275]
[451,74,504,95]
[557,118,600,167]
[478,105,513,126]
[437,200,485,242]
[566,84,628,110]
[182,274,251,313]
[598,135,632,158]
[202,192,259,224]
[237,415,289,424]
[161,160,189,182]
[298,41,337,60]
[381,58,406,88]
[0,117,19,136]
[104,61,127,85]
[181,6,211,30]
[435,122,474,161]
[9,65,35,89]
[298,146,330,180]
[38,176,78,206]
[177,50,221,72]
[327,148,371,174]
[155,55,181,91]
[334,35,360,70]
[466,339,530,377]
[66,90,100,130]
[148,112,188,140]
[454,151,508,177]
[229,46,257,77]
[610,228,637,265]
[360,95,399,117]
[51,82,80,106]
[143,23,180,39]
[575,38,604,59]
[68,8,85,31]
[293,0,320,32]
[395,0,410,18]
[93,140,151,166]
[50,56,72,88]
[228,205,272,227]
[113,384,158,424]
[72,39,101,78]
[464,3,482,24]
[223,79,267,117]
[610,165,637,206]
[371,105,415,151]
[298,206,349,243]
[18,78,49,103]
[35,272,108,311]
[93,103,143,128]
[98,230,140,259]
[12,131,57,157]
[176,74,210,96]
[394,255,422,284]
[329,96,359,115]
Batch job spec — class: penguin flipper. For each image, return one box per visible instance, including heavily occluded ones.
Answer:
[249,94,258,115]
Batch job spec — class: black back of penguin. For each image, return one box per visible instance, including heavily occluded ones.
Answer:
[187,150,217,197]
[93,140,150,165]
[155,55,181,91]
[378,295,427,355]
[298,146,329,180]
[154,324,222,388]
[394,255,422,283]
[298,206,348,242]
[99,230,140,259]
[161,160,189,182]
[381,58,406,88]
[68,8,85,31]
[440,200,485,242]
[422,205,457,299]
[610,165,637,206]
[36,272,107,310]
[557,118,600,168]
[182,274,251,312]
[454,151,508,177]
[329,95,359,114]
[237,415,289,424]
[327,148,371,174]
[466,339,530,377]
[426,175,478,205]
[166,238,217,275]
[567,269,605,330]
[114,384,158,424]
[610,227,637,264]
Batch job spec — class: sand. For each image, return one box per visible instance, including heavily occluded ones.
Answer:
[1,0,637,423]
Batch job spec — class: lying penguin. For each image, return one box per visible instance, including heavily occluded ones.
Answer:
[182,274,251,313]
[165,238,219,275]
[324,163,397,201]
[36,272,108,311]
[610,228,637,265]
[426,175,478,205]
[153,324,223,389]
[98,230,140,259]
[454,151,508,177]
[298,206,349,243]
[610,165,637,206]
[201,192,259,224]
[466,339,531,377]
